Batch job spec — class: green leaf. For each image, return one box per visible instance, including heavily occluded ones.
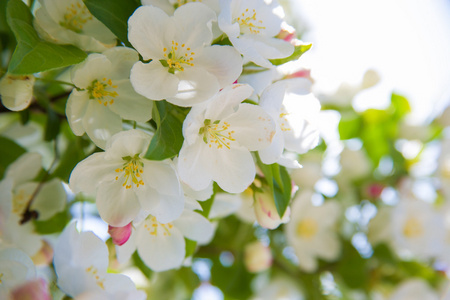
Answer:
[44,106,60,141]
[390,93,411,120]
[272,164,291,218]
[336,241,369,290]
[33,210,71,234]
[6,0,86,75]
[269,43,312,66]
[339,112,362,140]
[50,138,88,182]
[145,101,187,160]
[0,136,26,180]
[84,0,140,47]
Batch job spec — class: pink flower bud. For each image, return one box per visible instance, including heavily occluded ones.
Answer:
[285,69,312,81]
[254,189,290,229]
[11,279,50,300]
[366,183,384,198]
[277,23,296,42]
[108,222,132,246]
[244,241,272,273]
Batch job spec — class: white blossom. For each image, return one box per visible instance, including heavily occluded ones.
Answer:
[178,83,276,193]
[69,129,184,227]
[285,190,341,272]
[218,0,294,68]
[128,3,242,106]
[66,47,153,149]
[34,0,116,52]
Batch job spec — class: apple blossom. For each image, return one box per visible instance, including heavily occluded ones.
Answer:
[54,222,145,298]
[387,279,439,300]
[117,209,214,272]
[34,0,116,52]
[69,129,184,226]
[66,47,153,149]
[142,0,220,16]
[218,0,294,68]
[285,190,341,272]
[0,74,35,111]
[128,3,242,106]
[0,248,38,299]
[244,241,272,273]
[178,84,276,193]
[258,78,321,167]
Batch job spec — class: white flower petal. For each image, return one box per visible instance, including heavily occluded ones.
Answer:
[116,228,137,264]
[258,127,284,165]
[66,90,89,136]
[82,101,122,149]
[6,152,42,185]
[69,152,120,195]
[107,81,153,122]
[103,47,139,79]
[31,178,66,221]
[210,147,256,193]
[128,5,172,60]
[4,214,42,256]
[130,61,179,100]
[167,67,220,107]
[173,209,214,244]
[209,193,242,219]
[204,84,254,121]
[71,54,112,89]
[224,103,276,151]
[195,45,242,88]
[178,141,214,191]
[105,129,151,159]
[136,218,185,271]
[173,3,216,48]
[96,180,141,227]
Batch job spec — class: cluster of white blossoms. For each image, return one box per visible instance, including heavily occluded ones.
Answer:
[0,0,327,297]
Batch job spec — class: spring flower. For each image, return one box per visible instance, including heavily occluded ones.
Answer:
[128,3,242,106]
[34,0,116,52]
[69,129,184,227]
[178,84,276,193]
[142,0,220,16]
[285,190,341,272]
[258,78,321,167]
[54,222,145,298]
[66,47,153,149]
[244,241,272,273]
[218,0,294,68]
[387,279,439,300]
[0,153,66,256]
[0,74,35,111]
[116,209,214,272]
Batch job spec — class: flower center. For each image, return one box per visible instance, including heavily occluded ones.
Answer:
[115,154,144,189]
[85,265,105,290]
[12,189,30,215]
[160,41,195,73]
[279,108,291,132]
[144,216,174,236]
[87,78,118,106]
[296,218,318,239]
[199,119,236,149]
[236,8,265,35]
[402,217,423,238]
[60,2,93,33]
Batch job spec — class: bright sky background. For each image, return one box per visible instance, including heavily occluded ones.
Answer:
[287,0,450,125]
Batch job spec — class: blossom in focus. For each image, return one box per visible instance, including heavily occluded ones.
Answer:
[34,0,116,52]
[54,222,145,298]
[66,47,153,149]
[285,190,341,272]
[116,209,214,272]
[128,3,242,107]
[258,78,321,168]
[0,74,35,111]
[218,0,294,68]
[178,84,276,193]
[69,129,184,227]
